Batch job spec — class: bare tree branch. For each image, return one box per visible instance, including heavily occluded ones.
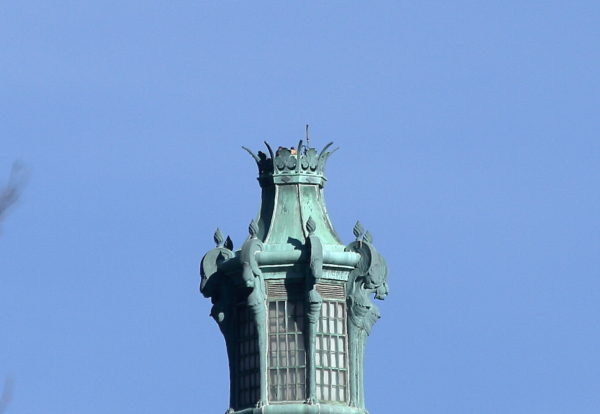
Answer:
[0,162,28,230]
[0,376,14,414]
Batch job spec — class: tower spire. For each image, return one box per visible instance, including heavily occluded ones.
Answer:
[199,137,390,414]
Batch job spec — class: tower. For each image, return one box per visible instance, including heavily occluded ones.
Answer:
[200,140,389,414]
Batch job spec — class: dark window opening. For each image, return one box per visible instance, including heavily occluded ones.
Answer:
[268,300,306,402]
[316,300,348,403]
[237,305,260,408]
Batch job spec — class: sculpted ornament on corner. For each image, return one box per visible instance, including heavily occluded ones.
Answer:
[304,216,324,405]
[239,219,268,408]
[345,221,389,409]
[200,228,235,327]
[200,228,237,413]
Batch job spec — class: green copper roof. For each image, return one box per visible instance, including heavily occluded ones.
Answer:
[243,141,345,252]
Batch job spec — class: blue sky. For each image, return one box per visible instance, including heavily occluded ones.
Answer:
[1,2,599,413]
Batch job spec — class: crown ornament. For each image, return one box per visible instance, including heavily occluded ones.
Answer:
[242,140,338,187]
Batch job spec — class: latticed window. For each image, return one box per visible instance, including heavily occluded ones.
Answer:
[237,305,260,408]
[268,299,306,402]
[315,300,348,403]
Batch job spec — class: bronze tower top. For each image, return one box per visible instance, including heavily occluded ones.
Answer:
[199,139,389,414]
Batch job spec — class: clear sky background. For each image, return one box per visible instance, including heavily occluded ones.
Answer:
[1,2,599,413]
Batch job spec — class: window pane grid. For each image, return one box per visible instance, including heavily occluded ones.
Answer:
[316,300,348,403]
[237,305,260,408]
[268,300,306,402]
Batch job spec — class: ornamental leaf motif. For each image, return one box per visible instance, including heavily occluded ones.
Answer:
[306,216,316,234]
[248,219,259,238]
[363,230,373,244]
[286,154,297,169]
[275,148,290,170]
[300,154,309,169]
[213,228,224,247]
[306,148,318,170]
[353,221,364,240]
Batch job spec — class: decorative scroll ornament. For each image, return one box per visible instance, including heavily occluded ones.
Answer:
[345,224,389,409]
[199,229,237,411]
[346,235,388,333]
[200,219,270,411]
[200,229,235,322]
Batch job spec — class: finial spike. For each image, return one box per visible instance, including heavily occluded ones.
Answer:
[241,146,260,163]
[214,228,224,247]
[224,235,234,250]
[318,141,334,160]
[306,124,310,148]
[264,141,274,159]
[296,140,303,172]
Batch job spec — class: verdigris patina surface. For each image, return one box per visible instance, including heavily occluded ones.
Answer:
[200,139,388,414]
